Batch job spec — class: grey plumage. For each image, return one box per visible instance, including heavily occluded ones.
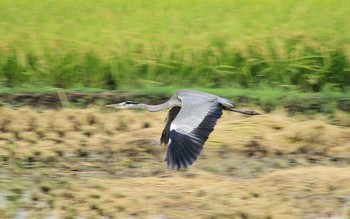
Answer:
[106,89,260,170]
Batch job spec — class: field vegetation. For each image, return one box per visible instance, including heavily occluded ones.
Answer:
[0,107,349,218]
[1,1,350,218]
[0,0,350,91]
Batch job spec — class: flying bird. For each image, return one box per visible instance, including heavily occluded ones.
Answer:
[106,90,260,170]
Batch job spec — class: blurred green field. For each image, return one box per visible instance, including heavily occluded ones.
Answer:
[1,2,350,218]
[0,0,350,90]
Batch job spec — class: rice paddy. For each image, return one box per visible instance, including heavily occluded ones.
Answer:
[1,0,350,218]
[0,0,350,90]
[0,106,349,218]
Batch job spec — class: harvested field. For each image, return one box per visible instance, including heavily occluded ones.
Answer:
[0,107,349,218]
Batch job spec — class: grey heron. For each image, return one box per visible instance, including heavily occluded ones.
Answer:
[106,90,260,170]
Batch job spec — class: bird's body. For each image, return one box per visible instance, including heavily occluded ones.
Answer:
[106,90,260,170]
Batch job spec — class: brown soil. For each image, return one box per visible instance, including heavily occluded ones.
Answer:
[0,92,146,108]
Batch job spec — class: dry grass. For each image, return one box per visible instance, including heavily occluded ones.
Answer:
[333,110,350,127]
[0,107,350,218]
[24,167,347,219]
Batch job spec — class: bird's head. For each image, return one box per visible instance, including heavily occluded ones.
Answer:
[105,101,139,109]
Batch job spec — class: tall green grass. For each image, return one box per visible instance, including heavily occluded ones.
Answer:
[0,0,349,91]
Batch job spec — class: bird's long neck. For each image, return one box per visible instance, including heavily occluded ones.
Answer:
[135,99,179,112]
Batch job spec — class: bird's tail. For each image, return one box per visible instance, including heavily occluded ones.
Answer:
[224,107,261,115]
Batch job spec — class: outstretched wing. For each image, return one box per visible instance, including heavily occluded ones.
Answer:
[164,95,223,170]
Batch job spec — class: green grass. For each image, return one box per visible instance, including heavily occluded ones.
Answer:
[0,0,350,90]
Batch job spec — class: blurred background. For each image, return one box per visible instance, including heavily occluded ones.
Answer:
[0,0,349,218]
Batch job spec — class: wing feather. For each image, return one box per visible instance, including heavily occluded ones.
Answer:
[164,95,223,169]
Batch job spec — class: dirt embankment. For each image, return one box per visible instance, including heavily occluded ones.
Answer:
[0,92,143,108]
[1,92,350,118]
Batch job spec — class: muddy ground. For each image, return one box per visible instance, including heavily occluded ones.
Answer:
[0,92,169,109]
